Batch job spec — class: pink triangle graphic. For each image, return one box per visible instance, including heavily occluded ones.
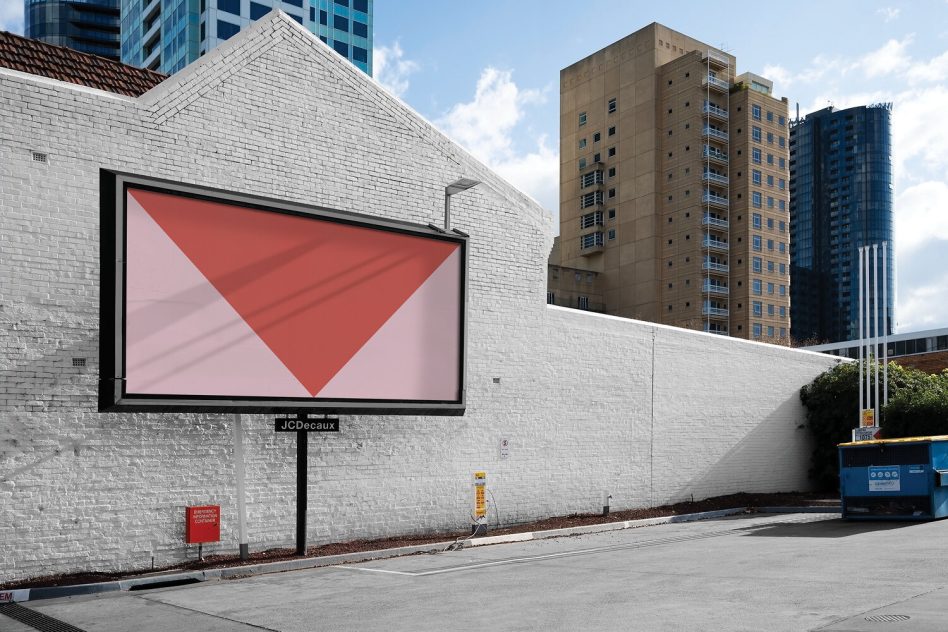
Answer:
[316,249,461,400]
[125,194,310,397]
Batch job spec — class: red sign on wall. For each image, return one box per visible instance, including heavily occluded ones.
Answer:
[185,505,221,544]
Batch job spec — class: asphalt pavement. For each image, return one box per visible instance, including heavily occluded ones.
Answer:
[3,512,947,632]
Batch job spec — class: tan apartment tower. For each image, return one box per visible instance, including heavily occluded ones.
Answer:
[554,23,790,341]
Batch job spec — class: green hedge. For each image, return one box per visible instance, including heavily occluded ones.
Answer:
[799,362,948,491]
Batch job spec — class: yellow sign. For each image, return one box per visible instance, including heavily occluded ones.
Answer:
[861,409,875,427]
[473,471,487,519]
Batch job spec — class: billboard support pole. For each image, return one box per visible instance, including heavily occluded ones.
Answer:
[233,413,250,560]
[296,421,308,556]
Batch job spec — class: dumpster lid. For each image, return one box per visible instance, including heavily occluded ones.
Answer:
[838,434,948,447]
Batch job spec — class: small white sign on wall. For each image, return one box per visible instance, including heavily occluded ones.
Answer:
[499,438,509,459]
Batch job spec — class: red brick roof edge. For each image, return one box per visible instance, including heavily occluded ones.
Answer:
[0,30,167,97]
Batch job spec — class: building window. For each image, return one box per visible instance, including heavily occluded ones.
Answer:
[753,235,762,251]
[579,138,587,149]
[752,192,762,208]
[608,228,616,240]
[608,126,616,136]
[778,242,786,253]
[753,257,762,273]
[752,170,762,185]
[767,111,774,122]
[779,157,786,169]
[752,126,761,142]
[353,46,368,63]
[778,199,786,211]
[579,158,586,170]
[767,217,774,230]
[579,112,587,126]
[767,196,775,208]
[608,167,616,177]
[594,132,601,143]
[753,301,762,316]
[780,306,787,317]
[578,296,589,310]
[767,325,774,337]
[608,188,616,199]
[752,148,761,164]
[752,104,761,121]
[778,115,786,126]
[778,136,785,148]
[218,0,240,16]
[333,40,349,57]
[319,9,327,24]
[353,0,367,11]
[767,175,774,187]
[217,20,240,40]
[767,239,774,251]
[767,153,774,165]
[752,213,762,229]
[779,263,786,275]
[353,21,368,37]
[251,1,270,19]
[778,178,785,190]
[608,208,616,219]
[753,323,762,338]
[767,283,774,295]
[779,284,787,296]
[780,327,787,338]
[753,279,762,295]
[767,260,775,272]
[608,147,616,157]
[593,152,601,163]
[608,98,616,113]
[547,291,554,304]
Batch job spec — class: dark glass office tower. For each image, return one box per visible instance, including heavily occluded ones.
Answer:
[25,0,121,61]
[789,104,894,344]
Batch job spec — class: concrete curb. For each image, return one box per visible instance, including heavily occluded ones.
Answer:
[1,505,840,603]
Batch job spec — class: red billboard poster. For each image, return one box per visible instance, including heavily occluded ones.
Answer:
[99,172,467,414]
[185,505,221,544]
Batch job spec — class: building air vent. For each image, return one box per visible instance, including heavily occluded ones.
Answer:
[72,357,86,367]
[32,151,48,163]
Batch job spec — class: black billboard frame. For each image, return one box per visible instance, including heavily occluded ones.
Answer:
[98,170,468,416]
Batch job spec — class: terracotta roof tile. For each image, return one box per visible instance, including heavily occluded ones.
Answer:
[0,31,166,97]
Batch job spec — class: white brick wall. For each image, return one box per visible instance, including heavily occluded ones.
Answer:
[0,14,841,582]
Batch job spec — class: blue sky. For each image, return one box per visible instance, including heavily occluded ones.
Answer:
[3,1,947,333]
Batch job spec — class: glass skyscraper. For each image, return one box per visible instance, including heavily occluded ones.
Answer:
[789,104,894,344]
[26,0,121,61]
[120,0,371,75]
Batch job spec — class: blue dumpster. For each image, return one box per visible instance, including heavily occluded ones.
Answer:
[838,435,948,520]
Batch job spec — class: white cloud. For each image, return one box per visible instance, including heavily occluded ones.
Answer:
[0,0,24,34]
[436,68,556,214]
[853,36,913,78]
[890,86,948,182]
[894,180,948,252]
[907,49,948,83]
[877,7,901,22]
[895,271,948,332]
[372,41,419,98]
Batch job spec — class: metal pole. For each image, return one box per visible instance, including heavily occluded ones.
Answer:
[444,194,451,231]
[296,423,308,556]
[883,241,889,408]
[233,414,249,560]
[858,246,863,426]
[865,246,871,412]
[873,244,880,425]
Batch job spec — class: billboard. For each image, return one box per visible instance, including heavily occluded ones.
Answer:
[99,172,467,414]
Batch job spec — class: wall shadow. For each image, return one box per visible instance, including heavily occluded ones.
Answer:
[738,517,923,538]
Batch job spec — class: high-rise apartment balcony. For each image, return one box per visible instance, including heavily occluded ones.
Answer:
[580,231,604,255]
[702,213,729,229]
[702,259,729,273]
[702,281,729,296]
[702,236,729,252]
[703,324,729,335]
[702,170,728,185]
[702,190,729,208]
[702,304,730,318]
[702,126,728,142]
[703,102,729,121]
[703,74,729,92]
[703,50,729,69]
[703,145,728,164]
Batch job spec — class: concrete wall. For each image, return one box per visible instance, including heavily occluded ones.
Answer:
[0,14,840,582]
